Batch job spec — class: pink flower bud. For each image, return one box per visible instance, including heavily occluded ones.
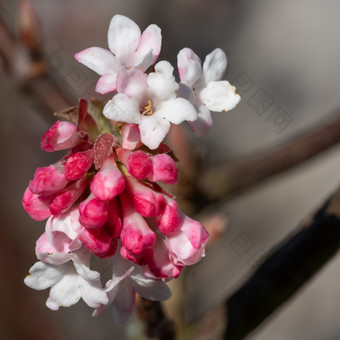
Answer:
[120,192,155,264]
[49,178,89,216]
[117,148,152,180]
[155,197,181,235]
[104,198,123,239]
[142,234,182,279]
[90,156,125,201]
[64,148,94,181]
[147,154,178,184]
[22,187,52,221]
[79,227,117,258]
[167,214,209,266]
[121,124,142,150]
[41,121,80,152]
[125,176,165,217]
[29,165,68,195]
[79,194,108,229]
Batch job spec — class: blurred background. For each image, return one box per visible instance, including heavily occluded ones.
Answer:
[1,0,340,339]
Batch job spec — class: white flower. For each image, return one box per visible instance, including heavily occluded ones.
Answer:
[103,61,197,149]
[93,249,171,324]
[25,247,108,311]
[177,48,241,136]
[75,14,162,94]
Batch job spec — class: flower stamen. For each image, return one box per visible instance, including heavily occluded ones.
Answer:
[141,99,153,116]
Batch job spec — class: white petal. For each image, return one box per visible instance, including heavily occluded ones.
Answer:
[108,15,141,66]
[139,115,170,150]
[135,24,162,66]
[203,48,227,83]
[72,248,101,282]
[188,104,213,137]
[95,74,117,94]
[24,262,64,290]
[148,61,178,100]
[159,98,197,124]
[200,81,241,112]
[74,47,118,75]
[38,252,72,266]
[49,269,82,308]
[116,68,148,101]
[134,49,153,73]
[177,48,202,87]
[46,296,59,310]
[79,277,108,308]
[103,94,141,124]
[111,285,136,324]
[131,268,171,301]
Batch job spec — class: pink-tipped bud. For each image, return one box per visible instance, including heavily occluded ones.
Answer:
[41,121,80,152]
[125,176,165,217]
[104,198,123,239]
[64,148,94,181]
[22,187,52,221]
[90,156,125,201]
[29,165,68,195]
[117,148,152,180]
[79,228,117,258]
[121,124,142,150]
[148,154,178,185]
[167,213,209,266]
[120,192,156,264]
[156,197,181,235]
[49,178,89,216]
[79,194,108,229]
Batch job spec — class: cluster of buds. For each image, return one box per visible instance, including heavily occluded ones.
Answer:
[23,14,240,324]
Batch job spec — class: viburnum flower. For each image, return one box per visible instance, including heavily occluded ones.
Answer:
[177,48,241,136]
[23,12,241,325]
[103,61,197,149]
[75,14,161,94]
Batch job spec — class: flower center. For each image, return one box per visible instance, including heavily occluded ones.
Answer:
[140,99,153,116]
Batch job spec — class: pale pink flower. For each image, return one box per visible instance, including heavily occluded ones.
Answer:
[103,62,197,149]
[177,48,241,136]
[22,187,52,221]
[121,124,142,150]
[41,121,80,152]
[93,249,171,324]
[75,14,162,94]
[147,153,178,185]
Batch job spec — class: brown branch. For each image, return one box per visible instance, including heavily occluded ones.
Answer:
[193,187,340,339]
[196,113,340,205]
[136,296,176,340]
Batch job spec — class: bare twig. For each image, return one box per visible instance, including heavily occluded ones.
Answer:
[193,187,340,340]
[136,296,176,340]
[196,113,340,206]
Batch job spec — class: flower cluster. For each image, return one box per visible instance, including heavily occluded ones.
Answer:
[23,14,240,324]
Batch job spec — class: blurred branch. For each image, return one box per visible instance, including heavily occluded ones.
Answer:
[193,186,340,340]
[196,113,340,206]
[0,3,72,115]
[136,297,176,340]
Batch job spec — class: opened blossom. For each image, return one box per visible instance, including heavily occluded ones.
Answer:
[103,62,197,149]
[177,48,241,136]
[75,14,161,94]
[22,12,243,325]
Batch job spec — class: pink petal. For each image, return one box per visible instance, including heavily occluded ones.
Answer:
[108,15,141,67]
[22,187,52,221]
[155,197,181,235]
[135,24,162,66]
[79,194,109,230]
[90,156,125,201]
[29,165,68,195]
[64,148,94,181]
[147,154,178,185]
[41,121,79,152]
[104,198,123,239]
[95,74,117,94]
[121,124,142,150]
[177,48,202,86]
[74,47,118,76]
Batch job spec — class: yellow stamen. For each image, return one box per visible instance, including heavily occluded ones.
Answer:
[141,99,153,116]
